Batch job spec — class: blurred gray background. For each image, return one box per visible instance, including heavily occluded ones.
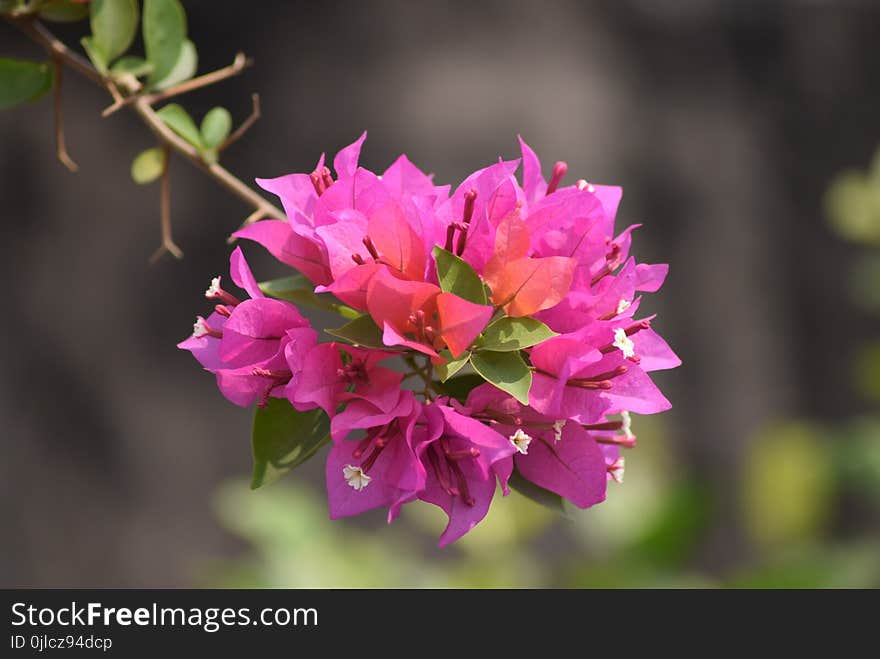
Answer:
[2,0,879,586]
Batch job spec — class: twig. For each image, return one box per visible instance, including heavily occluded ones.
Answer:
[51,54,78,172]
[102,52,251,118]
[130,97,282,223]
[4,16,286,230]
[403,354,441,398]
[150,146,183,263]
[220,93,260,151]
[8,16,103,84]
[226,207,270,244]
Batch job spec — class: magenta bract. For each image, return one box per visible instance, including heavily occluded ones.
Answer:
[180,134,680,546]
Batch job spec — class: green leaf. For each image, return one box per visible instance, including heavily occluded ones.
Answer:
[0,59,53,110]
[433,245,486,304]
[509,469,568,515]
[470,350,532,405]
[325,314,388,349]
[90,0,139,63]
[436,350,470,382]
[435,373,483,404]
[39,0,90,22]
[251,399,330,489]
[200,106,232,149]
[130,147,166,184]
[156,103,202,147]
[152,38,197,90]
[258,275,360,319]
[80,36,108,73]
[143,0,187,85]
[478,317,557,352]
[258,274,311,299]
[110,55,153,77]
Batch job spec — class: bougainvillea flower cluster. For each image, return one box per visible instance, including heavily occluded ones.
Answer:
[180,134,680,546]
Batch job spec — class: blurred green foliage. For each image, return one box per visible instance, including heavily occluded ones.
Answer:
[742,422,834,550]
[825,147,880,245]
[200,413,879,587]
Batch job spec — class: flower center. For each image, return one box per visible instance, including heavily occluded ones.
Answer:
[406,309,439,347]
[343,464,372,490]
[444,189,478,256]
[251,368,293,408]
[349,420,401,475]
[552,419,566,442]
[509,428,532,454]
[612,327,635,359]
[337,359,368,385]
[309,166,334,196]
[426,437,480,506]
[192,316,222,339]
[204,276,242,307]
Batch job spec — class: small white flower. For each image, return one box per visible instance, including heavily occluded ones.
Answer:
[343,464,371,491]
[612,327,635,359]
[552,419,566,442]
[576,179,597,194]
[192,316,210,338]
[608,457,625,484]
[205,276,222,298]
[620,410,634,440]
[509,429,532,455]
[616,298,631,315]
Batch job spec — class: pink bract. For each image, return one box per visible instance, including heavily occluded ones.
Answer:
[180,134,680,546]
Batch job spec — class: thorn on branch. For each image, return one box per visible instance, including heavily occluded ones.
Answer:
[220,93,261,152]
[51,55,78,172]
[150,147,184,263]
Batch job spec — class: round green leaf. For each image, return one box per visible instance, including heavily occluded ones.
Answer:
[156,103,202,147]
[0,58,54,110]
[39,0,90,22]
[130,147,166,184]
[433,245,486,304]
[470,350,532,405]
[80,36,108,73]
[200,106,232,149]
[436,350,470,382]
[143,0,187,85]
[90,0,139,63]
[152,38,197,90]
[478,317,557,352]
[111,55,153,77]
